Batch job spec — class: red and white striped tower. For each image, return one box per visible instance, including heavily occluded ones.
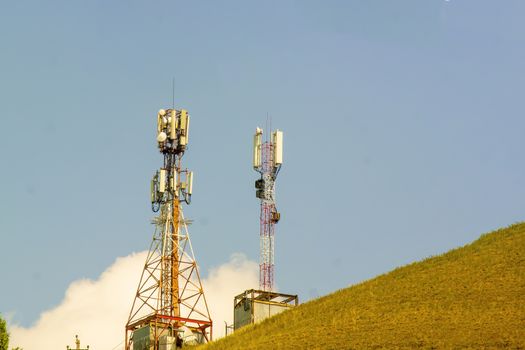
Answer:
[253,127,283,291]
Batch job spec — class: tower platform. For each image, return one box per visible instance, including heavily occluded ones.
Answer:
[233,289,298,330]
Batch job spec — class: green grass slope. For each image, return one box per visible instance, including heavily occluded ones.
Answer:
[201,223,525,349]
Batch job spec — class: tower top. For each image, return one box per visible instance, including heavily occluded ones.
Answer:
[156,108,190,155]
[253,127,283,171]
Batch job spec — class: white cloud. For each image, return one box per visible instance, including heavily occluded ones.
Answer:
[201,253,259,338]
[9,252,258,349]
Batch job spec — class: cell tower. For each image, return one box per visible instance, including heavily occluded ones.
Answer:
[231,126,297,332]
[125,108,212,349]
[253,127,283,291]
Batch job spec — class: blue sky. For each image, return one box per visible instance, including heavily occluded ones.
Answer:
[1,0,524,327]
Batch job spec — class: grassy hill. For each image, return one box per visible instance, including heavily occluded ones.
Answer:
[200,223,525,349]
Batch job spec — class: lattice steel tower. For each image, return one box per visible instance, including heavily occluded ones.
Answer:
[125,108,212,350]
[253,127,283,291]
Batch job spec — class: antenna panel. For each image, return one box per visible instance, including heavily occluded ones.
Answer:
[273,130,283,166]
[159,168,167,193]
[253,129,262,168]
[170,169,177,192]
[187,171,193,195]
[185,114,190,143]
[150,173,157,203]
[170,109,178,140]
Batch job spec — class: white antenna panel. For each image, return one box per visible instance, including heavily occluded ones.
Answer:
[273,130,283,166]
[185,114,190,143]
[187,171,193,195]
[170,109,177,140]
[159,168,167,193]
[180,110,188,131]
[170,169,177,192]
[150,175,156,202]
[157,113,162,134]
[178,110,189,146]
[253,130,262,168]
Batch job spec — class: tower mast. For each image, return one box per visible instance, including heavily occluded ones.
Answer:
[232,127,295,333]
[125,108,212,349]
[253,127,283,291]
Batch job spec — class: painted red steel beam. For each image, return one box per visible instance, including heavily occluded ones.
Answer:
[157,314,213,326]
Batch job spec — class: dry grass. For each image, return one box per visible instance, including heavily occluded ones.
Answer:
[199,223,525,349]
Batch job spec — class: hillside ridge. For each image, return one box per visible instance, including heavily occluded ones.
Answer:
[200,223,525,349]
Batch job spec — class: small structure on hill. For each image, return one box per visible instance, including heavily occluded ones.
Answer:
[234,289,298,330]
[66,335,89,350]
